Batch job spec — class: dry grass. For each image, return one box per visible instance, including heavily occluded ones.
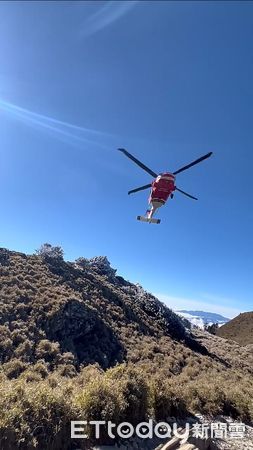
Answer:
[216,312,253,345]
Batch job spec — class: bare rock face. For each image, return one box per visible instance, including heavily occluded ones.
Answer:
[47,298,96,339]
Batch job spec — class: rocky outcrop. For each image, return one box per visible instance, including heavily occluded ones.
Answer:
[46,298,124,368]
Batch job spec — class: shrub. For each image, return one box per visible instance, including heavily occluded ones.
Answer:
[35,243,64,261]
[223,389,253,421]
[106,365,149,424]
[0,379,80,450]
[58,352,76,366]
[75,257,89,269]
[189,383,226,415]
[32,361,49,378]
[20,361,49,382]
[57,364,77,378]
[3,359,28,379]
[78,364,103,386]
[35,340,61,365]
[75,375,126,443]
[0,337,13,363]
[150,377,187,420]
[11,330,26,347]
[14,340,33,362]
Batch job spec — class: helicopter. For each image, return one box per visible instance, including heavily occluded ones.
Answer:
[119,148,213,224]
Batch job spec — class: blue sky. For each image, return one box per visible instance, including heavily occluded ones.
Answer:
[0,1,252,318]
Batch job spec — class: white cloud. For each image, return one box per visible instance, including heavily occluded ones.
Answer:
[81,1,139,37]
[0,98,111,148]
[153,293,242,319]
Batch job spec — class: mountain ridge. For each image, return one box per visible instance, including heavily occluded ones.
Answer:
[0,246,253,450]
[0,247,206,371]
[217,311,253,345]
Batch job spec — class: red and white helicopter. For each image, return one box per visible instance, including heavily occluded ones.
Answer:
[119,148,213,224]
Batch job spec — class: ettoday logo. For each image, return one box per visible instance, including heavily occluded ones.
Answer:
[71,419,190,442]
[71,420,246,442]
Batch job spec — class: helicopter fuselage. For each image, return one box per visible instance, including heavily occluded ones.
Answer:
[147,173,176,218]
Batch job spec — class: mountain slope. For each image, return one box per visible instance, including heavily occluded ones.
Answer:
[216,311,253,345]
[0,247,253,450]
[0,248,202,371]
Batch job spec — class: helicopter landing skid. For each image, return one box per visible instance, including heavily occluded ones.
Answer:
[137,216,161,224]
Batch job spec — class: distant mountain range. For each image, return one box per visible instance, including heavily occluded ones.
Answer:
[175,310,230,329]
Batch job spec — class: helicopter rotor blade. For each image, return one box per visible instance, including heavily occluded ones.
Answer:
[128,184,152,195]
[175,187,198,200]
[118,148,158,178]
[173,152,213,175]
